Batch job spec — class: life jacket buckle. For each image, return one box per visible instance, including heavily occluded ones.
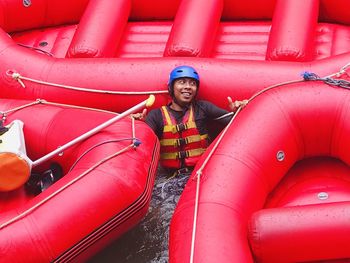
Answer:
[176,137,187,147]
[177,150,189,159]
[168,167,193,178]
[177,167,192,175]
[175,123,187,133]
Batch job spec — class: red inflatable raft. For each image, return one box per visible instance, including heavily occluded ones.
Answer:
[170,79,350,262]
[0,98,159,262]
[1,0,350,112]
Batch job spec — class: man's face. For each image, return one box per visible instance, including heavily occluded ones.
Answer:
[173,77,198,106]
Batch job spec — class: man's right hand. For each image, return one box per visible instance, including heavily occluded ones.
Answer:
[131,108,147,120]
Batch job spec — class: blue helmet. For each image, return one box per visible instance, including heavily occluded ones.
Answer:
[168,65,200,96]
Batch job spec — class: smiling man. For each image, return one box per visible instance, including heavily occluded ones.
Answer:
[145,65,246,172]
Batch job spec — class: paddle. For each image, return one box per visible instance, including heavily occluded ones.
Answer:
[0,95,155,191]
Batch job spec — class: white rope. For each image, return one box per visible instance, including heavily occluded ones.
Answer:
[0,98,118,123]
[6,70,168,95]
[189,169,201,263]
[40,100,118,115]
[189,106,240,263]
[1,99,41,117]
[131,115,137,148]
[328,61,350,78]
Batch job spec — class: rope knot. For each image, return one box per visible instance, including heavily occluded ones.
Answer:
[8,71,26,88]
[192,170,202,181]
[1,113,6,122]
[301,71,320,81]
[11,72,21,80]
[133,138,142,147]
[36,99,47,104]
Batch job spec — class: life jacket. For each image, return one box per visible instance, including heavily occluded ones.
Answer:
[159,105,208,169]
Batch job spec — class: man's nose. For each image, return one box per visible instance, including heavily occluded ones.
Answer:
[184,81,191,87]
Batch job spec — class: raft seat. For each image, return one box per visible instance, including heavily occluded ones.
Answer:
[116,22,172,58]
[10,22,350,60]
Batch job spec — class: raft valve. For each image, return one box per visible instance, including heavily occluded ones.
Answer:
[276,150,285,161]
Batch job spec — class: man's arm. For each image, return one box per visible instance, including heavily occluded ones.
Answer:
[198,99,246,126]
[145,108,163,139]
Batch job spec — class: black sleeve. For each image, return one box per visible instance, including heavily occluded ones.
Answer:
[198,100,232,125]
[145,108,163,139]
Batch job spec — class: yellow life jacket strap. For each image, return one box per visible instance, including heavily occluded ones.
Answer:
[188,105,194,122]
[160,148,206,160]
[160,134,208,147]
[161,106,173,125]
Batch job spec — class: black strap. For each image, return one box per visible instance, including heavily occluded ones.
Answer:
[0,121,9,136]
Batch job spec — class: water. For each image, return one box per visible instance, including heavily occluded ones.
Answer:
[88,168,190,263]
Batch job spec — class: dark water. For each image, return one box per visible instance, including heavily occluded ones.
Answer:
[88,169,190,263]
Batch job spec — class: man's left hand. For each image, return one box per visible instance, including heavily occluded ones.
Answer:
[227,96,248,112]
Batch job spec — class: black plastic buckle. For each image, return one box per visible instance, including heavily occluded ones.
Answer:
[176,138,187,146]
[175,123,187,132]
[177,151,188,159]
[176,167,190,175]
[0,120,8,136]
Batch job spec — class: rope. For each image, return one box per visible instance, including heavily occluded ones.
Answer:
[68,137,141,173]
[327,62,350,78]
[6,70,168,95]
[0,99,118,123]
[189,106,240,263]
[302,71,350,89]
[39,100,118,115]
[1,99,41,121]
[131,116,137,148]
[0,143,135,230]
[212,78,303,121]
